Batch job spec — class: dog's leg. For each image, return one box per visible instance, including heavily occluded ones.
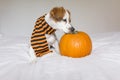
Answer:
[45,33,60,54]
[52,39,60,54]
[51,34,60,54]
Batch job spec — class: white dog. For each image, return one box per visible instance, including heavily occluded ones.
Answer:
[29,7,75,62]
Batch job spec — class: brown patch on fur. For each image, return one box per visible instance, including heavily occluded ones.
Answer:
[67,10,71,23]
[50,7,66,22]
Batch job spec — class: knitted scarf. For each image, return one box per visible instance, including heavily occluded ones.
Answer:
[31,14,56,57]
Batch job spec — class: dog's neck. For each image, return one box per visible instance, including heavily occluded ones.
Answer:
[45,13,58,30]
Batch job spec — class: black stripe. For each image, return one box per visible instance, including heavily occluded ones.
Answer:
[35,19,45,26]
[33,44,48,49]
[36,24,49,33]
[42,24,49,32]
[36,19,44,26]
[31,41,47,46]
[42,21,47,26]
[31,37,46,42]
[35,46,49,52]
[38,46,49,51]
[35,44,48,48]
[36,28,45,33]
[49,29,56,34]
[41,14,46,18]
[35,21,47,30]
[46,27,52,34]
[32,31,44,35]
[44,24,49,30]
[33,29,35,32]
[35,25,42,30]
[40,15,45,19]
[35,21,43,27]
[31,34,45,38]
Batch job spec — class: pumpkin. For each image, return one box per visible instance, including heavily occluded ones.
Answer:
[59,31,92,58]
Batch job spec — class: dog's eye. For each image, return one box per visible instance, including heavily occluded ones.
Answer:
[63,19,67,22]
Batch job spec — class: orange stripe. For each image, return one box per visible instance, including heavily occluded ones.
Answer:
[48,29,55,34]
[33,46,49,51]
[32,30,45,35]
[31,14,54,56]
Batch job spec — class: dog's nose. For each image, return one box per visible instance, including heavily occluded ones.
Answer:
[70,27,75,32]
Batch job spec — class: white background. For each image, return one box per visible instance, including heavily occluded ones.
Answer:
[0,0,120,36]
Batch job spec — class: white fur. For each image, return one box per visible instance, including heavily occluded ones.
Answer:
[29,9,72,63]
[45,11,72,33]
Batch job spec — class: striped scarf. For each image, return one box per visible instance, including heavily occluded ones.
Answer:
[31,14,56,57]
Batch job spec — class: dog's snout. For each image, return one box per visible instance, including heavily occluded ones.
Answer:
[70,27,75,32]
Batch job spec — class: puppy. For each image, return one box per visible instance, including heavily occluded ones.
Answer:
[29,7,75,62]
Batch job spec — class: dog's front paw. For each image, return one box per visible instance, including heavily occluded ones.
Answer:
[50,45,55,49]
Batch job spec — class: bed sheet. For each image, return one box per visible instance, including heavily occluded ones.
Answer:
[0,32,120,80]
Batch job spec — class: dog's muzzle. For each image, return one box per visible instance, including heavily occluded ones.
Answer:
[70,27,75,32]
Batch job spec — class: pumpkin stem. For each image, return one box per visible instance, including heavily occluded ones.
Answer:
[71,31,78,34]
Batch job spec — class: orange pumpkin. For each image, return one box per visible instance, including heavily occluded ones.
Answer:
[59,31,92,58]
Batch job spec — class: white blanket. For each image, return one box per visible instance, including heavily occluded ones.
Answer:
[0,32,120,80]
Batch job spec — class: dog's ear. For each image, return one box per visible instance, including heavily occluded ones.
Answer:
[67,10,70,15]
[67,10,71,23]
[50,7,66,22]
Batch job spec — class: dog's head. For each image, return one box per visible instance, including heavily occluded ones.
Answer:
[46,7,75,33]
